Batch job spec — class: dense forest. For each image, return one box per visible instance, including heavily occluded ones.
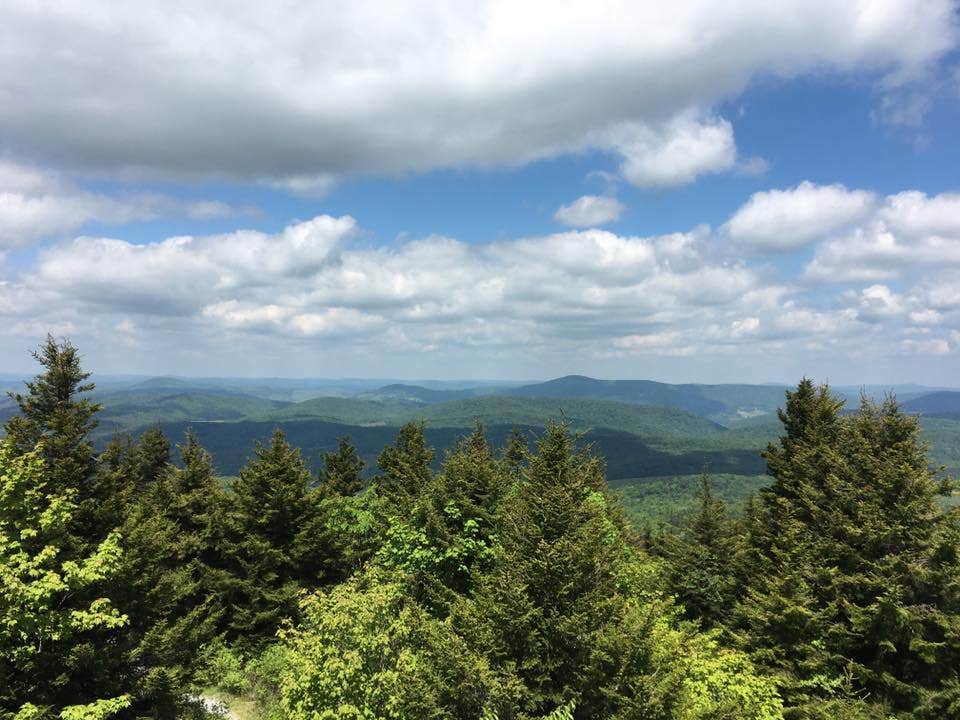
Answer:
[2,337,960,719]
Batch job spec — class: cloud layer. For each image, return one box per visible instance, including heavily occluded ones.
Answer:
[0,0,954,187]
[0,160,250,249]
[3,180,959,377]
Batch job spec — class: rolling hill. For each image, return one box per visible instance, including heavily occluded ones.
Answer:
[501,375,793,424]
[144,418,768,479]
[5,375,959,513]
[355,383,489,404]
[903,391,960,418]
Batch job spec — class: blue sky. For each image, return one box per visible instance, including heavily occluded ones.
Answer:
[1,1,960,384]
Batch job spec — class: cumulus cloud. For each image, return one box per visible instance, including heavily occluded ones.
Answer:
[804,191,960,282]
[713,182,960,282]
[879,190,960,237]
[10,215,763,352]
[554,195,625,227]
[33,215,356,315]
[605,116,737,188]
[725,181,876,251]
[0,160,250,248]
[4,201,959,372]
[848,284,905,323]
[0,1,953,187]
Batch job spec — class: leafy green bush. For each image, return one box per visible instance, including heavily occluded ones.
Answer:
[196,641,246,696]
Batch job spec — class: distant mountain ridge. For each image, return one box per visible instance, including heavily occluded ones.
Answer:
[356,383,484,404]
[5,373,960,481]
[503,375,788,424]
[143,418,768,479]
[902,391,960,418]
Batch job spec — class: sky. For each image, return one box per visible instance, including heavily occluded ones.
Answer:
[2,1,960,384]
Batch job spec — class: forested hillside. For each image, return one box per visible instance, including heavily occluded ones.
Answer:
[2,337,959,720]
[7,371,960,524]
[5,367,959,528]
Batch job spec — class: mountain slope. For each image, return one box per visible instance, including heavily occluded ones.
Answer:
[404,396,728,438]
[505,375,726,417]
[356,383,490,404]
[141,418,767,479]
[903,391,960,418]
[92,390,289,437]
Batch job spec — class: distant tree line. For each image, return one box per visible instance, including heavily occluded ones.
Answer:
[1,337,958,719]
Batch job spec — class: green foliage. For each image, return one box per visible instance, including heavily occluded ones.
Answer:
[657,473,740,627]
[94,391,285,437]
[196,640,247,696]
[5,338,960,720]
[449,424,782,720]
[0,441,129,719]
[372,420,435,518]
[317,436,364,496]
[220,428,347,650]
[3,336,101,496]
[276,568,500,720]
[115,430,226,713]
[612,473,771,526]
[729,381,960,717]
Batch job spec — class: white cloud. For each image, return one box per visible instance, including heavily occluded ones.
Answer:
[848,284,905,323]
[0,1,953,186]
[879,190,960,238]
[4,200,960,374]
[605,116,737,188]
[900,337,950,355]
[730,317,760,338]
[805,221,960,282]
[714,183,960,282]
[725,181,876,251]
[265,174,337,199]
[34,215,356,314]
[0,160,250,248]
[554,195,625,227]
[11,215,765,355]
[909,308,942,325]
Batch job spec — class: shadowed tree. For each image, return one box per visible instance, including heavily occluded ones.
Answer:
[318,436,365,496]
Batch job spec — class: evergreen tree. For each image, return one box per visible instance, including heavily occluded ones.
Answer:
[452,425,783,719]
[88,434,136,538]
[500,426,529,480]
[116,431,226,717]
[4,336,103,541]
[730,383,960,718]
[375,421,434,509]
[130,427,172,490]
[277,425,783,720]
[662,472,738,627]
[376,422,505,605]
[0,339,146,716]
[318,436,364,496]
[465,424,629,716]
[221,429,328,649]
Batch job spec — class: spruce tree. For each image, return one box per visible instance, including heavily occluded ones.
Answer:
[375,421,433,509]
[131,427,172,490]
[663,472,738,627]
[4,336,103,539]
[456,425,638,716]
[454,424,783,720]
[501,426,529,479]
[318,436,364,496]
[117,430,225,716]
[221,429,327,649]
[376,422,505,605]
[731,382,960,718]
